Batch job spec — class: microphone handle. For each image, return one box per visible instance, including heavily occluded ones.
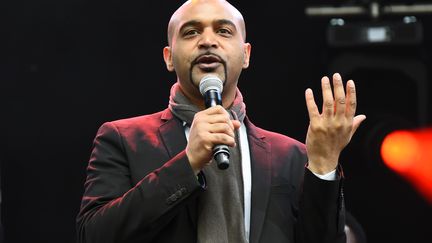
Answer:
[213,145,230,170]
[204,89,221,107]
[205,89,230,170]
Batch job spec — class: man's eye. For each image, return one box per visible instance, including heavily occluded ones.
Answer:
[184,29,199,36]
[217,28,232,36]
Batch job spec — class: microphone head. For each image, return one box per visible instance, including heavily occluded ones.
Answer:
[199,75,223,96]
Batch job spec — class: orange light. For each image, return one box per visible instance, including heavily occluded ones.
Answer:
[380,128,432,204]
[381,131,420,173]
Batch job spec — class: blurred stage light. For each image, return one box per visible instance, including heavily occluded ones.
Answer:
[381,128,432,204]
[305,2,432,47]
[326,18,423,47]
[381,130,420,173]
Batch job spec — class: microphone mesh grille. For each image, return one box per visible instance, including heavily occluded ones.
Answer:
[199,75,223,96]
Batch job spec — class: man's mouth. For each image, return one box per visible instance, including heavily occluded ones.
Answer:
[194,54,223,71]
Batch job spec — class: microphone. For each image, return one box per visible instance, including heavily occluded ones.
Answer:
[199,75,230,170]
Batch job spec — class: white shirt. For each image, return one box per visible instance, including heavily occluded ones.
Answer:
[184,121,336,242]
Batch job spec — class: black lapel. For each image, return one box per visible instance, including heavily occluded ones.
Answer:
[158,108,187,158]
[246,118,272,243]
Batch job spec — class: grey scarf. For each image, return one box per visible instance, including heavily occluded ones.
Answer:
[168,82,248,243]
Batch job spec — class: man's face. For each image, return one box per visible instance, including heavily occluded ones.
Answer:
[164,0,251,100]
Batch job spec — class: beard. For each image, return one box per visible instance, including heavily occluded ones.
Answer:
[189,53,228,89]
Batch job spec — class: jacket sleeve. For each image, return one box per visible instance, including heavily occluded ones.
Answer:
[76,122,204,243]
[295,166,346,243]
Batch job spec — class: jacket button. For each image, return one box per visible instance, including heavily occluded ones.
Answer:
[165,198,172,205]
[166,194,178,205]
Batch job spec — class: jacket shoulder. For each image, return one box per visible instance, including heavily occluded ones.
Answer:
[95,109,174,139]
[109,110,166,129]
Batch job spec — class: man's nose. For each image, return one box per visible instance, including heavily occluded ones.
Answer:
[198,29,218,49]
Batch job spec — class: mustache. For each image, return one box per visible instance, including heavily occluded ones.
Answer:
[191,52,226,66]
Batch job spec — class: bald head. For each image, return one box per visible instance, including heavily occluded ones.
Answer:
[167,0,246,46]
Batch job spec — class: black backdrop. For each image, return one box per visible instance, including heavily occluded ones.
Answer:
[1,1,432,242]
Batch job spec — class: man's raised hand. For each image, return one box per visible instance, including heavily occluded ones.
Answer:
[305,73,366,174]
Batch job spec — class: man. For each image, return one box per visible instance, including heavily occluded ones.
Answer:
[76,0,366,242]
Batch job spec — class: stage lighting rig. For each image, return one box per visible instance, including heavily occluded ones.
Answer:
[305,1,432,46]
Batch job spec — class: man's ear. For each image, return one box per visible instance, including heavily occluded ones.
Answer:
[163,46,174,71]
[242,43,251,69]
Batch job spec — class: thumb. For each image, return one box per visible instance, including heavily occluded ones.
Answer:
[232,120,241,130]
[351,114,366,137]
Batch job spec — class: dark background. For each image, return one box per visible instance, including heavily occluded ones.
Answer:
[1,0,432,242]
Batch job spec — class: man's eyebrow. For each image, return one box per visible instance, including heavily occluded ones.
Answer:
[178,19,238,33]
[178,20,202,33]
[214,19,237,30]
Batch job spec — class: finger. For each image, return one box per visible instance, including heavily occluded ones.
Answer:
[208,123,235,138]
[321,76,334,118]
[203,105,226,115]
[204,113,235,130]
[205,113,232,123]
[204,106,235,128]
[305,88,320,120]
[229,110,241,130]
[345,80,357,118]
[209,133,236,147]
[351,114,367,137]
[332,73,346,118]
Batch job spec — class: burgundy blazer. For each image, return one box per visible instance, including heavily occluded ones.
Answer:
[76,108,346,243]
